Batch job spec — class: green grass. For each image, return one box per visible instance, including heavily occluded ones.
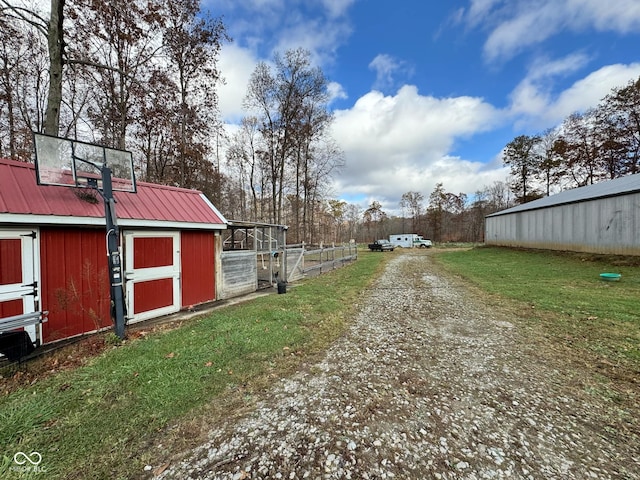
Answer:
[434,246,640,366]
[0,251,389,480]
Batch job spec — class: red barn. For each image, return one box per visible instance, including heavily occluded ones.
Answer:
[0,158,226,349]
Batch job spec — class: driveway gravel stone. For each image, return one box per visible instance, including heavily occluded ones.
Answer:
[156,251,639,480]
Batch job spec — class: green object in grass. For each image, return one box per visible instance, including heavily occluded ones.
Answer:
[600,273,622,281]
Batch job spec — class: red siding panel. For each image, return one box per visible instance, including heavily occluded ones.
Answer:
[133,237,173,268]
[0,299,23,318]
[133,278,173,314]
[0,239,22,285]
[40,228,112,342]
[181,231,215,307]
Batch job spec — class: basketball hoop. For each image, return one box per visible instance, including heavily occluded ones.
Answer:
[33,133,136,339]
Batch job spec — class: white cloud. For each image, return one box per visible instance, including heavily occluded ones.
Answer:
[483,4,558,62]
[208,0,355,124]
[509,62,640,129]
[209,0,353,68]
[329,85,507,211]
[218,44,261,122]
[526,53,591,81]
[327,81,348,103]
[368,54,413,92]
[461,0,640,62]
[321,0,356,19]
[272,16,352,66]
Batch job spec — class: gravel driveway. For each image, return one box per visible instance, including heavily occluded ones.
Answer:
[157,251,639,480]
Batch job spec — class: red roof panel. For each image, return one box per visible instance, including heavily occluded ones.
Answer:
[0,159,226,228]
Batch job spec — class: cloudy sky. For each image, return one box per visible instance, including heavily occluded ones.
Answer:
[207,0,640,213]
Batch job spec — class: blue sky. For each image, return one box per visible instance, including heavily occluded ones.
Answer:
[208,0,640,213]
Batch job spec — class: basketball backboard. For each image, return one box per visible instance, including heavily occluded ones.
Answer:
[33,133,137,193]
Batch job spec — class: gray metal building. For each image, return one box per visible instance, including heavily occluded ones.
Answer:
[485,174,640,256]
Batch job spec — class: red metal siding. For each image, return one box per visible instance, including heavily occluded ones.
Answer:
[40,228,112,342]
[133,237,173,268]
[0,299,23,318]
[133,278,173,314]
[181,231,215,307]
[0,239,22,285]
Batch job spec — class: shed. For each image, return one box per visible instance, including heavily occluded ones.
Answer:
[485,174,640,255]
[0,158,227,348]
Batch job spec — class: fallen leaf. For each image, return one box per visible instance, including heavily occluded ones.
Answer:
[153,463,170,476]
[165,352,175,359]
[205,361,213,367]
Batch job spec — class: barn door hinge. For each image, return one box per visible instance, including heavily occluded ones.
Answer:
[21,231,37,239]
[21,281,38,296]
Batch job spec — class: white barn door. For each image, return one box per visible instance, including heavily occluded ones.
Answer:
[123,231,180,323]
[0,229,39,343]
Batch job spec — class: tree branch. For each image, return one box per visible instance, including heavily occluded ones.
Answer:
[0,0,48,34]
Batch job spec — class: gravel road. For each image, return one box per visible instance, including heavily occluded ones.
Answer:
[156,251,639,480]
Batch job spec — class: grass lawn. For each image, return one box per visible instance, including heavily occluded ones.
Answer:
[1,250,389,480]
[434,246,640,369]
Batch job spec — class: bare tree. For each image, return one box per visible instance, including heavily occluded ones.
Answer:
[400,191,424,233]
[1,0,61,137]
[161,0,227,195]
[345,203,361,242]
[363,201,387,240]
[244,48,338,227]
[226,116,269,221]
[67,0,165,149]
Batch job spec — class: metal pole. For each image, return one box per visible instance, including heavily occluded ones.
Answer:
[101,166,126,339]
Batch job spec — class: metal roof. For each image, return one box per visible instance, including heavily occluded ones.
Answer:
[487,173,640,217]
[0,158,227,229]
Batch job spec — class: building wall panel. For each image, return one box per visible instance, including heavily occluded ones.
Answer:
[40,228,111,342]
[180,231,215,307]
[486,192,640,255]
[219,251,257,300]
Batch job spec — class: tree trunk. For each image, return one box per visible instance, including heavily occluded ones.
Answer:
[44,0,64,135]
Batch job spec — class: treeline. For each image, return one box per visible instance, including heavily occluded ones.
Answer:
[1,0,228,202]
[347,181,515,245]
[503,76,640,202]
[0,1,342,245]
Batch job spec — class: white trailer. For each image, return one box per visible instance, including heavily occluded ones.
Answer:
[389,233,432,248]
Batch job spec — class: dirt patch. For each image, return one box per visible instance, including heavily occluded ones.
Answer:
[153,250,639,480]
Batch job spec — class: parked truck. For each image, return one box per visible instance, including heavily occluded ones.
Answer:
[368,239,395,251]
[389,233,432,248]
